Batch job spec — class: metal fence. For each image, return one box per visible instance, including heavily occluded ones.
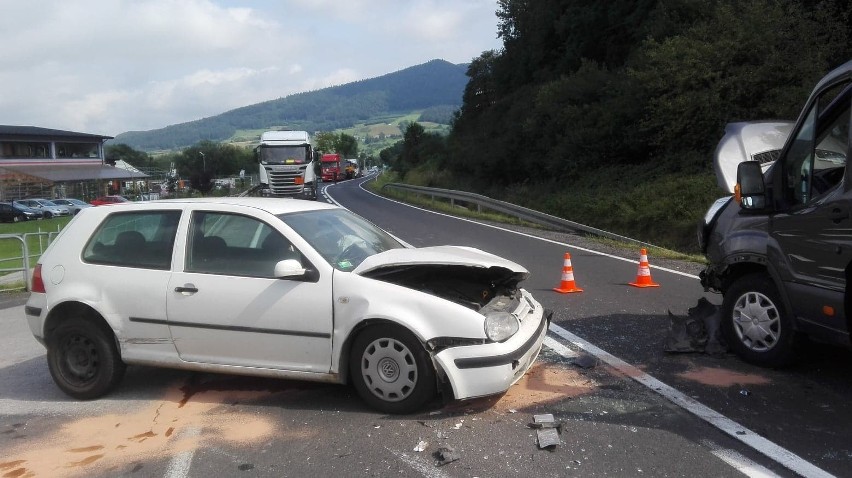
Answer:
[381,182,656,248]
[0,229,61,292]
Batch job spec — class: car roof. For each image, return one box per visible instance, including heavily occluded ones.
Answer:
[107,197,340,215]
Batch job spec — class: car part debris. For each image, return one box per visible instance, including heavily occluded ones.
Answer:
[571,353,597,369]
[530,414,562,450]
[663,298,727,355]
[433,446,460,466]
[413,440,429,452]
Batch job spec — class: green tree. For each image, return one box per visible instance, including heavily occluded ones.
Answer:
[104,144,151,168]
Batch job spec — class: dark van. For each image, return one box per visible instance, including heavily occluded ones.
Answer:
[699,60,851,366]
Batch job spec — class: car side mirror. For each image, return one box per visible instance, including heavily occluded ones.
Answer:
[735,161,767,210]
[273,259,306,278]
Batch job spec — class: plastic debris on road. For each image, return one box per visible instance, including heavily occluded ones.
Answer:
[433,446,460,466]
[530,413,562,450]
[413,440,429,452]
[663,298,727,355]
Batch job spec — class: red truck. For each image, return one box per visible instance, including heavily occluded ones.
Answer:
[321,153,343,182]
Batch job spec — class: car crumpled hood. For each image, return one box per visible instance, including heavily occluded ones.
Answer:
[352,245,529,278]
[352,246,530,311]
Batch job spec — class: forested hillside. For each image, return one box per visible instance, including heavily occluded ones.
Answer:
[391,0,852,250]
[113,59,467,151]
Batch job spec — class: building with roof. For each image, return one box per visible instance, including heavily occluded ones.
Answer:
[0,125,147,201]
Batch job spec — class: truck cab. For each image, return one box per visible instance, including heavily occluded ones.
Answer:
[699,60,852,366]
[321,153,343,182]
[256,131,317,200]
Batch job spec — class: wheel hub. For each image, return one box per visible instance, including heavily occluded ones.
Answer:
[378,357,399,382]
[733,291,780,352]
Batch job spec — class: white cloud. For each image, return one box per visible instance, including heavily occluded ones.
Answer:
[0,0,502,136]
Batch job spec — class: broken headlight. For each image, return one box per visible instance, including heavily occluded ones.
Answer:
[484,311,519,342]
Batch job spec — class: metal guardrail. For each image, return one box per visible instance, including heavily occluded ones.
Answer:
[381,182,656,248]
[0,231,60,291]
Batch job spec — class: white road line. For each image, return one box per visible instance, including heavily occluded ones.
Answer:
[542,336,578,359]
[548,323,834,478]
[702,439,782,478]
[346,180,835,478]
[387,448,450,478]
[165,426,200,478]
[349,178,698,279]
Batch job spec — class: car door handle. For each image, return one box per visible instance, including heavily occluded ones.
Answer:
[174,285,198,294]
[829,207,850,223]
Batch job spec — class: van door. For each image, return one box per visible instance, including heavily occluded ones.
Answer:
[770,79,851,334]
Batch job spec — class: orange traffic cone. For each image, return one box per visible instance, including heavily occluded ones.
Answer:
[629,248,660,288]
[553,252,583,293]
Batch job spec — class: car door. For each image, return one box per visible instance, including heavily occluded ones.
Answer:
[166,208,333,372]
[80,209,182,361]
[770,79,851,330]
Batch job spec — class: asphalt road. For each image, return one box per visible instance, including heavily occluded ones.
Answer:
[1,179,849,477]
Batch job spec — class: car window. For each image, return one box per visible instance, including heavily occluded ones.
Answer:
[186,211,305,278]
[280,209,404,271]
[82,211,180,269]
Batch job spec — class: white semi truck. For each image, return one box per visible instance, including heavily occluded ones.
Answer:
[255,130,318,200]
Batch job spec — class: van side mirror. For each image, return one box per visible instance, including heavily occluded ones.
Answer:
[735,161,766,210]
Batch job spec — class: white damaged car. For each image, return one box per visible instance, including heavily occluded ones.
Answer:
[25,197,549,413]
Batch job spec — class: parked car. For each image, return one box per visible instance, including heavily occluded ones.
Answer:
[0,202,29,222]
[699,60,852,366]
[9,203,45,221]
[13,199,70,218]
[90,195,130,206]
[51,198,93,215]
[25,198,548,413]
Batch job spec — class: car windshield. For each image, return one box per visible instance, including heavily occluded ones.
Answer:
[280,209,404,271]
[36,199,57,206]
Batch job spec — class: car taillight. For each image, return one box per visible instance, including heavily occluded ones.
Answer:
[31,264,45,293]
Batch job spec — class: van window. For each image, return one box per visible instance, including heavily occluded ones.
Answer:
[783,81,849,206]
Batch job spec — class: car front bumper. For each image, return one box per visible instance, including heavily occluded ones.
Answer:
[433,290,550,400]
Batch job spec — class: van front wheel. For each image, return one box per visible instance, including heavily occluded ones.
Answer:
[722,273,797,367]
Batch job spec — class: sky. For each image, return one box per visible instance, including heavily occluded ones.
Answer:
[1,0,503,137]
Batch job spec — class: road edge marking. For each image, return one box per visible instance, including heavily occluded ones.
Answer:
[349,178,698,279]
[547,322,835,478]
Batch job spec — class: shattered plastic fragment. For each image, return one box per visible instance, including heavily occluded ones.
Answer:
[529,413,561,430]
[414,440,428,452]
[453,420,464,430]
[571,354,597,369]
[434,446,460,466]
[740,389,751,396]
[532,414,562,449]
[537,428,560,449]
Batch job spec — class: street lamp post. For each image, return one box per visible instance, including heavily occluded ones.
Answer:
[199,152,206,171]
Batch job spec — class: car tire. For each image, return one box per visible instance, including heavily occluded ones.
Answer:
[350,324,436,414]
[44,211,53,219]
[47,319,126,399]
[13,215,21,223]
[722,273,797,367]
